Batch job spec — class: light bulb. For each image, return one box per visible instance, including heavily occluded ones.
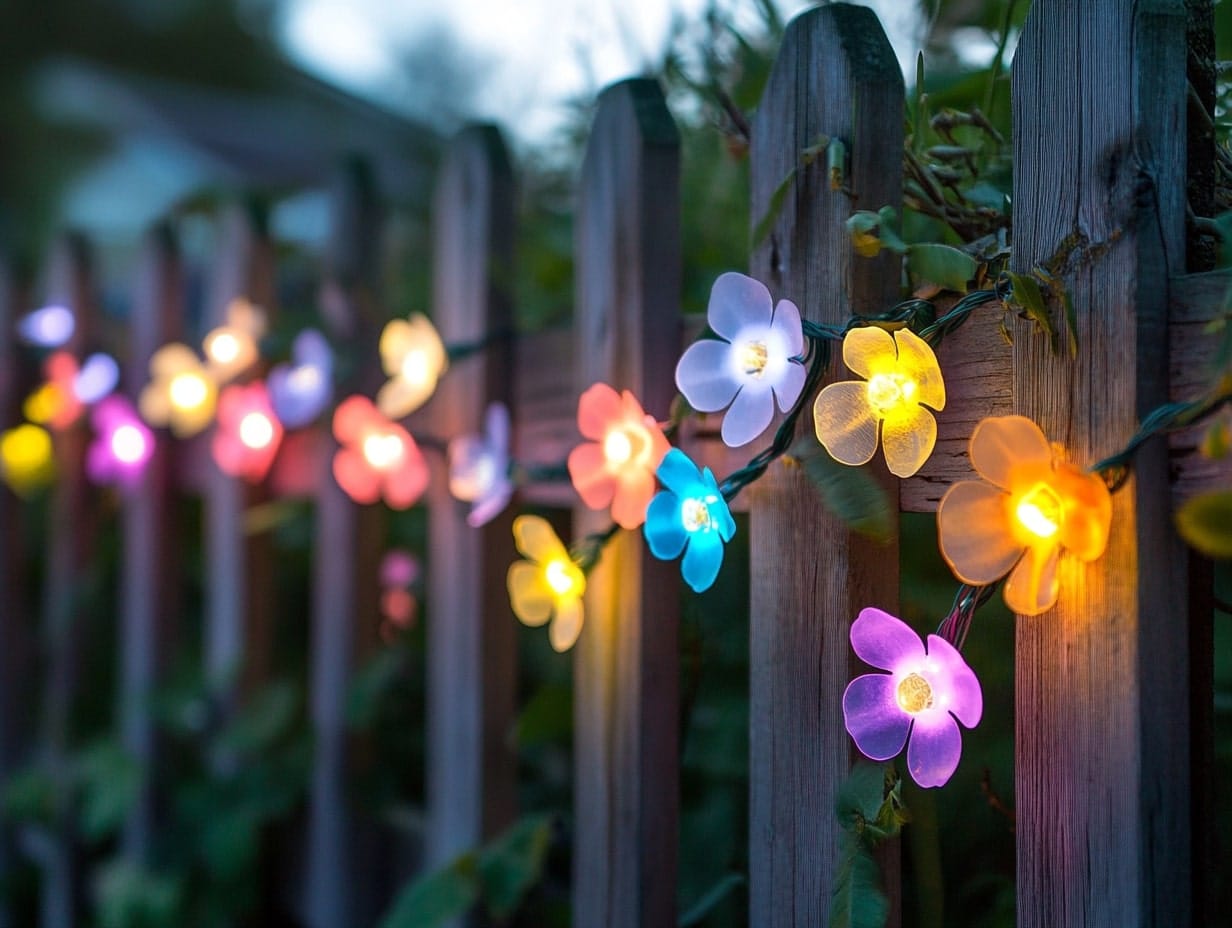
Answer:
[238,412,275,450]
[895,672,934,714]
[866,372,918,414]
[544,558,580,597]
[363,432,404,470]
[111,424,148,464]
[169,373,209,411]
[1015,483,1062,540]
[739,339,768,377]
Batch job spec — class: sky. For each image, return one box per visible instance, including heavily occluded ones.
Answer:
[278,0,941,144]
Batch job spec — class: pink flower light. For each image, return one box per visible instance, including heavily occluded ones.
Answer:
[332,395,428,510]
[87,396,154,489]
[842,607,983,789]
[212,382,284,482]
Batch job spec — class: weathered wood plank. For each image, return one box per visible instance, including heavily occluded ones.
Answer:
[1011,2,1192,924]
[572,78,681,928]
[120,224,183,861]
[425,125,518,872]
[747,7,903,927]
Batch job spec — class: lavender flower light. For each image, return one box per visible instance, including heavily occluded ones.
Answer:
[842,607,982,788]
[88,396,154,489]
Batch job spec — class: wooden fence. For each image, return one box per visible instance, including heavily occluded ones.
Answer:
[0,1,1226,926]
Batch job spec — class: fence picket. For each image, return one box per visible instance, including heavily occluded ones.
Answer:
[747,7,904,926]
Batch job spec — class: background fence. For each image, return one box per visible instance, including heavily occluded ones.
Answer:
[0,1,1227,926]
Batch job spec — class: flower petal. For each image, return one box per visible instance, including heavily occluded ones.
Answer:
[611,468,656,529]
[850,607,925,671]
[568,442,617,512]
[681,532,723,592]
[383,445,429,510]
[813,381,880,466]
[842,326,898,379]
[906,710,963,788]
[676,340,741,413]
[720,385,775,448]
[772,359,807,415]
[377,374,435,420]
[843,674,911,760]
[770,298,804,358]
[644,492,688,560]
[707,271,772,342]
[485,402,510,451]
[881,403,937,478]
[333,395,374,445]
[507,561,552,627]
[892,329,945,411]
[467,482,513,528]
[1004,543,1060,616]
[937,481,1024,585]
[923,635,982,728]
[550,598,584,652]
[577,383,624,441]
[1054,464,1113,562]
[655,448,703,498]
[512,514,568,564]
[969,415,1052,489]
[333,447,380,505]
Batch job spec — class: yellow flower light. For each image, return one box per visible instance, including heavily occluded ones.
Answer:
[813,326,946,478]
[376,313,448,419]
[937,415,1113,616]
[506,515,586,652]
[203,298,266,383]
[1,424,55,495]
[139,344,218,438]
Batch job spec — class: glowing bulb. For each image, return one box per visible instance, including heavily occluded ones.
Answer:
[866,372,917,414]
[681,497,713,533]
[603,429,633,465]
[169,373,209,411]
[400,349,429,386]
[544,558,581,597]
[1015,483,1062,540]
[207,332,240,364]
[238,412,275,450]
[287,365,322,392]
[740,339,768,377]
[24,384,64,424]
[895,672,934,714]
[363,432,404,469]
[111,425,147,464]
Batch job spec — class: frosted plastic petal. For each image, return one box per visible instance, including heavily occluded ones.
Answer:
[568,442,617,511]
[611,468,655,529]
[149,343,200,380]
[813,381,880,466]
[770,299,804,358]
[377,374,434,420]
[881,403,937,478]
[550,598,584,652]
[720,386,775,448]
[892,329,945,410]
[906,710,962,788]
[379,319,413,375]
[655,448,704,498]
[384,448,430,510]
[843,674,911,760]
[644,492,688,560]
[1054,464,1113,562]
[333,396,373,444]
[333,447,381,505]
[138,382,172,426]
[707,272,772,342]
[577,383,624,441]
[923,635,983,728]
[937,481,1024,584]
[467,482,513,528]
[850,607,925,672]
[842,326,898,379]
[969,415,1052,489]
[773,360,807,414]
[676,340,741,412]
[681,532,723,592]
[507,561,552,627]
[512,514,568,563]
[1004,543,1060,616]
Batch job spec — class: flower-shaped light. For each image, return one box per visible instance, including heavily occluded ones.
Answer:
[814,326,946,478]
[268,329,333,428]
[376,312,448,419]
[675,272,806,447]
[567,383,670,529]
[0,424,54,495]
[448,402,514,527]
[24,352,83,430]
[332,395,428,509]
[379,548,421,635]
[643,448,735,593]
[506,515,586,652]
[87,396,154,489]
[212,382,284,482]
[203,298,266,384]
[843,607,982,788]
[139,344,218,438]
[17,304,74,347]
[937,415,1112,616]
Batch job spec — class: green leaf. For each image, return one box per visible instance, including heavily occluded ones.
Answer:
[788,438,894,544]
[906,243,976,293]
[511,682,573,748]
[478,814,555,917]
[347,649,406,729]
[828,838,889,928]
[1176,490,1232,558]
[75,742,140,843]
[834,762,888,834]
[751,167,796,249]
[1005,271,1055,344]
[1060,286,1079,358]
[679,872,746,927]
[95,860,184,928]
[2,764,56,826]
[216,680,298,755]
[378,855,480,928]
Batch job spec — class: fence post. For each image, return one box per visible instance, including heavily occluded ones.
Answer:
[425,126,518,869]
[304,160,384,928]
[572,78,681,928]
[747,7,903,926]
[120,224,182,862]
[39,233,98,928]
[1010,2,1192,924]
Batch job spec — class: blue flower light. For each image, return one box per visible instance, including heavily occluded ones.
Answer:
[643,449,736,592]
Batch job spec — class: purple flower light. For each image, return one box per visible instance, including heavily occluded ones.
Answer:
[842,607,982,788]
[268,329,333,429]
[447,402,513,527]
[87,396,154,489]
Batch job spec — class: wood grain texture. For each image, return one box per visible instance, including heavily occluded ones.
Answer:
[120,225,183,862]
[572,79,681,928]
[747,7,902,926]
[425,125,518,872]
[1011,2,1192,925]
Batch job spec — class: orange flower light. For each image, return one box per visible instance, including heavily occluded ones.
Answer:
[203,298,266,384]
[24,352,83,430]
[212,381,284,482]
[813,326,946,478]
[506,515,586,652]
[937,415,1112,616]
[138,344,218,437]
[376,313,448,419]
[332,395,428,509]
[567,383,670,529]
